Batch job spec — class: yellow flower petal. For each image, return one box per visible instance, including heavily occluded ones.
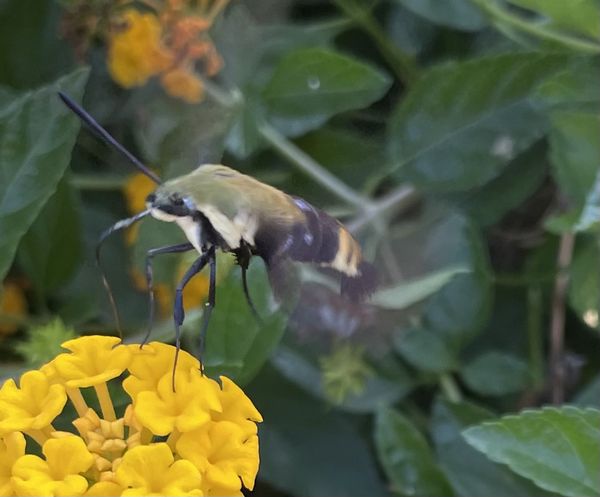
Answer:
[108,10,172,88]
[124,341,199,402]
[0,432,25,495]
[212,376,262,435]
[11,437,94,496]
[85,481,124,496]
[0,371,66,433]
[134,370,220,436]
[0,282,26,335]
[116,443,203,496]
[50,336,131,388]
[177,421,259,493]
[123,172,157,215]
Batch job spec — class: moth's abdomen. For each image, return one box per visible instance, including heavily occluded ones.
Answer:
[257,197,377,301]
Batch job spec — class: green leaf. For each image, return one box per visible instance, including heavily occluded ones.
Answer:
[450,142,547,227]
[374,407,454,497]
[575,374,600,409]
[371,265,469,310]
[135,95,231,178]
[534,60,600,109]
[263,48,391,135]
[394,327,456,373]
[423,214,493,346]
[388,53,567,191]
[392,0,487,31]
[461,351,530,396]
[0,68,89,281]
[432,398,554,497]
[549,110,600,208]
[463,406,600,497]
[293,127,386,196]
[0,0,73,89]
[204,259,286,384]
[507,0,600,38]
[17,176,82,296]
[249,366,388,497]
[224,94,264,159]
[569,236,600,330]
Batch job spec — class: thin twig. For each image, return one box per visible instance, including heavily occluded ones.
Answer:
[549,232,575,404]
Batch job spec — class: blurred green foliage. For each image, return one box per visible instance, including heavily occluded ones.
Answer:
[0,0,599,496]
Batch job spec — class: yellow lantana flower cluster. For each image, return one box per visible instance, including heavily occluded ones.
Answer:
[0,336,262,496]
[107,0,227,103]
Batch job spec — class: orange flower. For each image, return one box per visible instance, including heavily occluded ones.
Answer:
[0,282,27,335]
[161,68,204,104]
[105,2,228,104]
[108,10,172,88]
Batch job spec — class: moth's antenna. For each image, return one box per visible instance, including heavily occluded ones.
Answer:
[96,209,152,337]
[58,92,162,185]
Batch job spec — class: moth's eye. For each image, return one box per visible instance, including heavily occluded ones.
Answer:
[146,193,156,204]
[170,194,184,206]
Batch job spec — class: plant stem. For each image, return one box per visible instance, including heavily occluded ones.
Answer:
[472,0,600,53]
[333,0,419,84]
[549,232,575,404]
[70,174,127,190]
[527,285,544,390]
[439,373,462,403]
[258,122,373,209]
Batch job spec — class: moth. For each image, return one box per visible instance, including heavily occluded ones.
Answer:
[59,92,377,362]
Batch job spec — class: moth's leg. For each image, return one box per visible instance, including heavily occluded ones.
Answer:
[172,249,211,390]
[198,246,217,373]
[235,242,263,324]
[241,266,263,324]
[143,242,194,347]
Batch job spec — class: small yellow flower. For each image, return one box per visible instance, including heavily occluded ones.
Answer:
[11,437,94,496]
[211,377,263,435]
[85,480,124,496]
[161,67,204,104]
[0,371,66,435]
[177,421,259,495]
[124,341,200,400]
[176,253,211,311]
[116,443,203,496]
[134,370,221,436]
[0,282,27,336]
[108,10,171,88]
[50,336,131,388]
[0,432,25,495]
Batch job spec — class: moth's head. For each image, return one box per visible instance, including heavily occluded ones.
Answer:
[146,186,195,220]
